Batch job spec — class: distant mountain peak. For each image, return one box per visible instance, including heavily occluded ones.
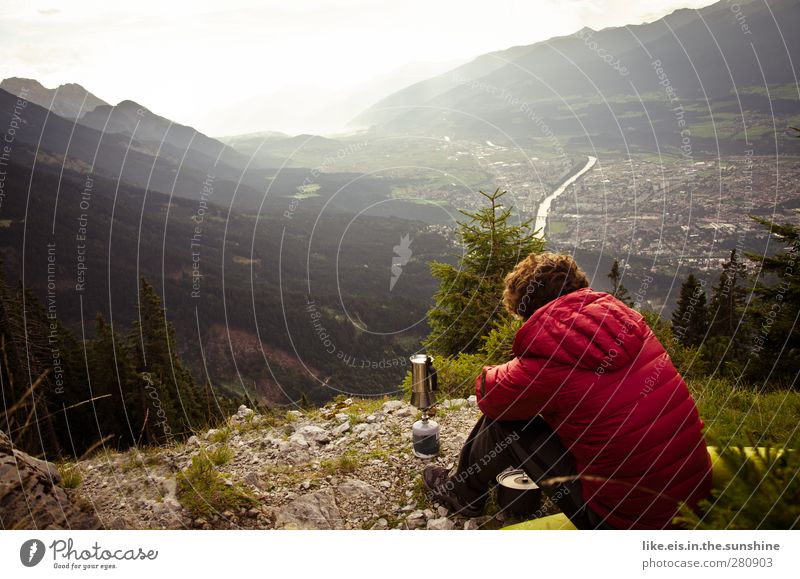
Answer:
[0,76,108,119]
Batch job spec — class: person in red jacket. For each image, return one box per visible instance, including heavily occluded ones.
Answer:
[423,252,712,529]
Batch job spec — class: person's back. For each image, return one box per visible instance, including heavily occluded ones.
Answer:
[478,286,712,529]
[424,252,712,529]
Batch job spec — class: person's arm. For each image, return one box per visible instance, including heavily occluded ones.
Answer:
[475,356,555,420]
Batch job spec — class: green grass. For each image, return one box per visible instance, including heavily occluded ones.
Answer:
[688,378,800,447]
[177,454,257,518]
[57,461,82,488]
[410,475,428,510]
[320,451,361,476]
[205,445,234,466]
[207,427,231,444]
[120,447,162,472]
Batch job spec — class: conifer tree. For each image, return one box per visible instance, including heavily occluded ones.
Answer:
[423,189,544,357]
[672,273,709,347]
[709,249,748,337]
[744,216,800,382]
[0,268,91,456]
[88,313,142,446]
[608,259,634,306]
[129,277,205,444]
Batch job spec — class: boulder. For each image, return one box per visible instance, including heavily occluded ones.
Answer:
[0,430,101,529]
[274,488,343,529]
[337,479,383,503]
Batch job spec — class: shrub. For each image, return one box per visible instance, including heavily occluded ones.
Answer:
[400,352,486,400]
[402,316,520,400]
[675,443,799,529]
[177,454,256,518]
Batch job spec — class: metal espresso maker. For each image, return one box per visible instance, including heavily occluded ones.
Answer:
[409,354,440,459]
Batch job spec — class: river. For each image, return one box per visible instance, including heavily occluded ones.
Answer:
[533,155,597,238]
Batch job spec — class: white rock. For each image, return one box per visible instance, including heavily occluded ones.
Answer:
[274,489,343,530]
[334,413,349,423]
[159,478,178,500]
[467,395,478,407]
[296,425,330,444]
[371,518,389,530]
[236,405,254,418]
[437,506,449,517]
[287,410,303,419]
[186,435,200,447]
[365,414,377,423]
[427,517,455,530]
[396,407,414,417]
[463,519,481,530]
[332,421,350,436]
[379,480,391,489]
[288,432,309,448]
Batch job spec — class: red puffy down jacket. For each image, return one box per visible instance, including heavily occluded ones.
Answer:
[476,287,711,529]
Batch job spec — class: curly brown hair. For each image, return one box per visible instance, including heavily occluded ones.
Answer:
[503,252,590,319]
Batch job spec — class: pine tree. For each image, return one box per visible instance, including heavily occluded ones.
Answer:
[0,267,93,456]
[423,189,544,357]
[129,277,205,444]
[672,273,709,347]
[709,249,748,337]
[608,259,633,306]
[744,216,800,382]
[87,313,142,447]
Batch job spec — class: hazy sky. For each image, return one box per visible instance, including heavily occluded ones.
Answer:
[1,0,718,135]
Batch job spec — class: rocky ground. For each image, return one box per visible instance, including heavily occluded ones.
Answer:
[60,396,538,530]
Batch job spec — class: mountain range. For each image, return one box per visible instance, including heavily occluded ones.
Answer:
[353,0,800,154]
[0,77,108,119]
[0,83,448,407]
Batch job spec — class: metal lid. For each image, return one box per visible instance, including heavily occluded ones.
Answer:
[410,354,432,364]
[496,469,539,490]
